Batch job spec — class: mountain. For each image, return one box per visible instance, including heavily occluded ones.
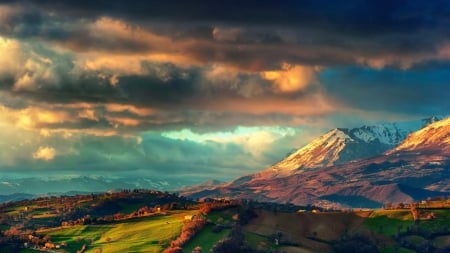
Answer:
[0,193,35,203]
[0,176,178,199]
[387,116,450,154]
[244,118,436,182]
[183,117,450,208]
[177,179,223,194]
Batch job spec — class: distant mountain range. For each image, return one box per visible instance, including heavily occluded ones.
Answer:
[0,176,177,203]
[182,116,450,208]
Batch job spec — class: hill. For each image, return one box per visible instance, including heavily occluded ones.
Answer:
[241,207,450,253]
[1,191,449,253]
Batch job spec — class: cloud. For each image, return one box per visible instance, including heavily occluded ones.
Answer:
[2,1,450,71]
[0,0,449,185]
[0,37,22,76]
[162,126,298,158]
[212,26,241,42]
[262,63,320,93]
[33,146,56,160]
[78,109,98,121]
[104,104,156,116]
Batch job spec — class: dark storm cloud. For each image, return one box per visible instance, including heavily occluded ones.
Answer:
[1,0,447,128]
[1,0,450,70]
[2,0,450,185]
[10,0,447,31]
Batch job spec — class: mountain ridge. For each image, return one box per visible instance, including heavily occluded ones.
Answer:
[182,117,450,208]
[233,117,439,184]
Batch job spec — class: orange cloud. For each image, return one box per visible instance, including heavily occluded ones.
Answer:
[0,36,22,75]
[206,92,336,116]
[105,103,156,116]
[32,146,56,161]
[15,108,72,130]
[78,109,98,121]
[1,104,76,131]
[262,63,320,93]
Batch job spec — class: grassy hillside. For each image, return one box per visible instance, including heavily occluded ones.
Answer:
[241,208,450,253]
[38,210,197,253]
[1,192,449,253]
[363,209,413,236]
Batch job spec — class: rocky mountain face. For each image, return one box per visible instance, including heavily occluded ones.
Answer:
[183,117,450,208]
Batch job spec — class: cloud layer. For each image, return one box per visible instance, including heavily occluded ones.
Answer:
[0,1,449,184]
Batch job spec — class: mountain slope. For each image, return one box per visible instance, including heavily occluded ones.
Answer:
[387,117,450,154]
[250,119,432,180]
[184,117,450,208]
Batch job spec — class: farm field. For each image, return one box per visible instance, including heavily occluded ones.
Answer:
[33,210,197,253]
[1,192,449,253]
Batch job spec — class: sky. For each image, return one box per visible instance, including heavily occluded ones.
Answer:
[0,0,449,185]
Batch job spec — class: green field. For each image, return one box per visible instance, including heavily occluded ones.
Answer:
[182,224,230,253]
[363,210,413,236]
[35,210,197,253]
[363,208,450,237]
[417,209,450,233]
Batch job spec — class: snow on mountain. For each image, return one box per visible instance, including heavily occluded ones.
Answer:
[266,128,351,176]
[386,117,450,154]
[186,117,450,208]
[257,118,438,178]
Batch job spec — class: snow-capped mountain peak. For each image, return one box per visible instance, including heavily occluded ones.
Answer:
[185,116,450,208]
[386,117,450,154]
[269,128,352,173]
[256,118,434,178]
[348,123,414,146]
